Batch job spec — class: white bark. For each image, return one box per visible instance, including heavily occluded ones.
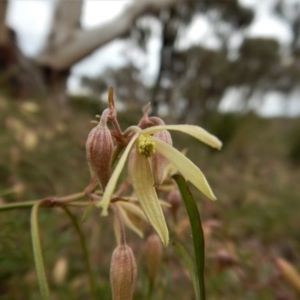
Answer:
[35,0,183,70]
[39,0,83,53]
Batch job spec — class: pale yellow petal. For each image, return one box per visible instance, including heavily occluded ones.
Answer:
[118,201,148,222]
[131,153,169,246]
[96,133,139,215]
[118,205,144,238]
[158,199,171,207]
[143,125,222,150]
[154,138,217,200]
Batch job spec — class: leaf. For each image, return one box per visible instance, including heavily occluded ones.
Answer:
[31,201,50,300]
[172,174,206,300]
[173,241,200,300]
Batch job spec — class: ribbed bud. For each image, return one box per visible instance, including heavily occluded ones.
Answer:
[110,244,137,300]
[86,113,114,190]
[152,130,172,186]
[144,233,162,281]
[167,189,181,222]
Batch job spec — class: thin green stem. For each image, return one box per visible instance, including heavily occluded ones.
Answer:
[0,188,18,197]
[146,277,154,300]
[173,241,201,300]
[111,144,125,168]
[0,200,38,212]
[112,204,126,245]
[55,191,85,202]
[31,201,50,300]
[0,191,86,212]
[64,201,91,207]
[61,206,96,299]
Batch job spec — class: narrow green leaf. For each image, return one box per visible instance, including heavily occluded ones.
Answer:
[81,200,94,223]
[30,201,50,300]
[173,241,201,300]
[172,174,206,300]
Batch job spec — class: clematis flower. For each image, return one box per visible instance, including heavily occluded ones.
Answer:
[96,124,222,246]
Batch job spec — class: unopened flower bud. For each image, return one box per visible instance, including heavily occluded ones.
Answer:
[144,233,162,281]
[152,130,172,186]
[167,189,181,222]
[110,244,137,300]
[86,110,114,190]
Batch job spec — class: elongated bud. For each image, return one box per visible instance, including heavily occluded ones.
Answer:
[152,130,172,186]
[167,189,181,223]
[86,109,114,190]
[110,244,137,300]
[144,233,162,281]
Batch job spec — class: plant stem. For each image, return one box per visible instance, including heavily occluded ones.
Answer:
[0,191,86,212]
[31,201,50,300]
[61,206,96,299]
[112,204,126,245]
[0,188,18,197]
[0,200,38,212]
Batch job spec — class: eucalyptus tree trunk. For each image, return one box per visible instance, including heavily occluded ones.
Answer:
[2,0,183,100]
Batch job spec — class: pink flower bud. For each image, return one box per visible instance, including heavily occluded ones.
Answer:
[86,112,114,190]
[144,233,162,281]
[167,189,181,222]
[110,244,137,300]
[152,130,172,186]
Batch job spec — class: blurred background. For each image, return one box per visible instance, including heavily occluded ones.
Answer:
[1,0,300,299]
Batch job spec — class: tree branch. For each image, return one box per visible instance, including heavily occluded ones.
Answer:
[34,0,183,70]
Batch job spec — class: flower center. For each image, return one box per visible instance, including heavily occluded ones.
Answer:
[136,134,155,158]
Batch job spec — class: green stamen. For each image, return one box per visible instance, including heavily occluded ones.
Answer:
[136,134,155,158]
